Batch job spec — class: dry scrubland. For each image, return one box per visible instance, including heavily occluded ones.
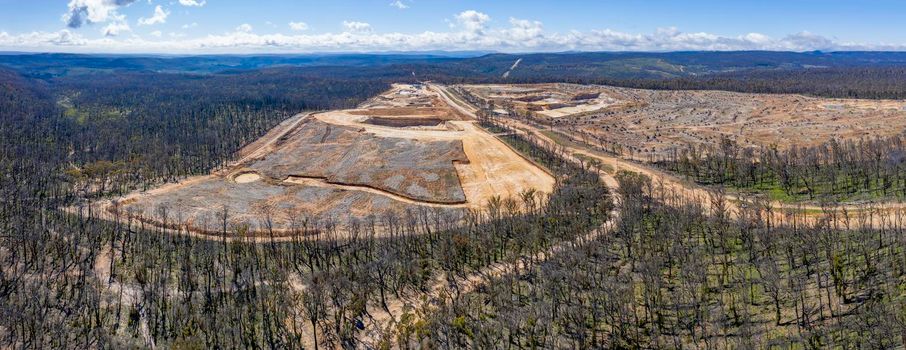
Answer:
[103,84,554,237]
[458,82,906,212]
[464,83,906,155]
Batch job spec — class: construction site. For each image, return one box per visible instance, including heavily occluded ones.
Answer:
[101,84,555,237]
[463,83,906,155]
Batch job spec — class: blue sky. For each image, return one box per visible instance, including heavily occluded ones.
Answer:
[1,0,905,53]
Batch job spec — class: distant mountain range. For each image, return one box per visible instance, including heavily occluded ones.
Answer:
[5,51,906,80]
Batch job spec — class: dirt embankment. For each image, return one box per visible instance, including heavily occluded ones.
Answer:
[363,116,445,127]
[464,83,906,156]
[439,83,906,228]
[95,83,555,239]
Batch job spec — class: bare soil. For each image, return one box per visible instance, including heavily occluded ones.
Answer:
[439,83,906,228]
[233,172,262,183]
[465,83,906,155]
[99,83,554,237]
[363,116,445,128]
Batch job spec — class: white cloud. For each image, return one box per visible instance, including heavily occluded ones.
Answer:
[289,21,308,31]
[780,31,837,51]
[455,10,490,34]
[7,10,906,53]
[0,30,86,47]
[63,0,137,28]
[178,0,205,7]
[150,30,162,37]
[102,14,130,36]
[742,32,771,44]
[138,5,169,26]
[182,22,198,29]
[342,21,371,33]
[507,18,543,42]
[390,0,408,9]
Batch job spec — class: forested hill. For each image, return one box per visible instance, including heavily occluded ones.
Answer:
[7,50,906,98]
[6,50,906,77]
[452,50,906,80]
[5,51,906,348]
[0,65,393,206]
[0,52,470,77]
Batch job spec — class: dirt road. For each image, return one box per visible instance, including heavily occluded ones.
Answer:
[432,84,906,228]
[314,107,554,209]
[230,112,314,169]
[284,175,469,208]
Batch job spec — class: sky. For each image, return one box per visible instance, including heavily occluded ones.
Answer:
[1,0,906,53]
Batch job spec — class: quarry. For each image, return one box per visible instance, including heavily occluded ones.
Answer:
[92,82,906,238]
[101,84,555,238]
[464,83,906,155]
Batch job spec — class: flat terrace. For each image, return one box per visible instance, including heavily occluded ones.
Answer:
[101,83,555,238]
[464,83,906,156]
[245,119,469,204]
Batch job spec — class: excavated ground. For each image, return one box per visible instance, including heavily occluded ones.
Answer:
[103,83,554,237]
[245,119,469,204]
[465,83,906,156]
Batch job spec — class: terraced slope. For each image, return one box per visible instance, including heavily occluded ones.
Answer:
[100,83,555,238]
[247,119,469,204]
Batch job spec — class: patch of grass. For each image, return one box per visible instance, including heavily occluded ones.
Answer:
[62,106,127,124]
[727,174,906,204]
[539,129,580,149]
[666,163,906,204]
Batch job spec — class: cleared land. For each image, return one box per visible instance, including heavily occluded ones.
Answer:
[464,83,906,155]
[466,83,621,119]
[244,118,469,204]
[439,83,906,228]
[101,84,554,237]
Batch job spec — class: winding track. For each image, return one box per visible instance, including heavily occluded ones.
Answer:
[229,112,314,169]
[283,175,469,208]
[433,83,906,228]
[343,86,906,346]
[350,86,622,346]
[94,83,906,348]
[85,84,554,240]
[87,84,613,347]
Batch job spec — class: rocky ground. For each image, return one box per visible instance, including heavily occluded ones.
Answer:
[465,83,906,156]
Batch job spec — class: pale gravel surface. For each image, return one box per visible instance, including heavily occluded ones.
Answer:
[104,83,554,237]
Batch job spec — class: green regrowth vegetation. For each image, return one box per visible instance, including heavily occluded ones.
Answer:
[1,96,613,348]
[412,171,906,349]
[661,136,906,204]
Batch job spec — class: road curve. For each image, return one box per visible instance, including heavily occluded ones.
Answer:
[431,83,906,227]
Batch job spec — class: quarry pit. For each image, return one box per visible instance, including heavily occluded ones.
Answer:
[100,84,555,238]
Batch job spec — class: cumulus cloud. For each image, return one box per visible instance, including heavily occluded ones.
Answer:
[507,18,543,43]
[138,5,169,26]
[150,30,162,37]
[289,21,309,31]
[182,22,198,29]
[780,31,837,51]
[342,21,372,33]
[742,32,771,44]
[63,0,137,28]
[178,0,205,7]
[8,9,906,53]
[0,29,86,48]
[455,10,490,34]
[102,14,130,36]
[390,0,409,9]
